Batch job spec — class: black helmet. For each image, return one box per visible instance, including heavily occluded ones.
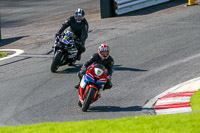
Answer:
[74,8,85,23]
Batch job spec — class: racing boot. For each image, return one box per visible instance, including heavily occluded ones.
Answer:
[76,53,81,61]
[68,61,76,66]
[74,82,80,89]
[103,80,112,90]
[78,100,82,107]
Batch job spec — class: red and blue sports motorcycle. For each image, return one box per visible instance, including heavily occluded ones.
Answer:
[78,63,108,112]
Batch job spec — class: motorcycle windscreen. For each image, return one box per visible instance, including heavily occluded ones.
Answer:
[95,68,104,76]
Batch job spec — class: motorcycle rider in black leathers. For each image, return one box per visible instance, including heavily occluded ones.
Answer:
[75,44,114,90]
[55,8,89,61]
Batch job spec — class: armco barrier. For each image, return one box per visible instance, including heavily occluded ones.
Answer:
[100,0,170,18]
[115,0,170,15]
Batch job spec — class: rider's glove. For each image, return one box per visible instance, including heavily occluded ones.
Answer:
[77,67,86,80]
[54,34,60,44]
[55,33,60,38]
[107,75,111,81]
[81,66,86,72]
[75,41,83,48]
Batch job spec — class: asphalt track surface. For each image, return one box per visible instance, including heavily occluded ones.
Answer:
[0,0,200,126]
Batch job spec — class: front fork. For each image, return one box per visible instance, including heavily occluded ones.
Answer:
[78,76,99,104]
[78,76,86,103]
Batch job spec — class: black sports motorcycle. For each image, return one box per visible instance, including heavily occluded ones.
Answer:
[51,31,78,72]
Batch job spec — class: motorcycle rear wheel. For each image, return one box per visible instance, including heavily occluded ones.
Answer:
[50,51,62,73]
[82,87,96,112]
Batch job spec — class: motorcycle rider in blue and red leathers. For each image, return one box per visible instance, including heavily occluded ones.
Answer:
[75,43,114,90]
[55,8,89,61]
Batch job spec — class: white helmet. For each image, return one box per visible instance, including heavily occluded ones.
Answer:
[98,44,110,60]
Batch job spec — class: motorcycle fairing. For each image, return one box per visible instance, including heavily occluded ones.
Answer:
[84,74,106,89]
[79,73,107,103]
[78,64,108,106]
[59,38,75,47]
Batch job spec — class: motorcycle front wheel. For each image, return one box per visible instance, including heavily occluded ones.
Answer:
[82,87,96,112]
[50,51,62,73]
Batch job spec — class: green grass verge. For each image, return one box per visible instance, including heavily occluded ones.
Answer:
[0,89,199,133]
[191,89,200,111]
[0,112,200,133]
[0,52,7,58]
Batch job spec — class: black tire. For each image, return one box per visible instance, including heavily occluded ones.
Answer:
[78,100,82,108]
[51,51,62,73]
[82,87,96,112]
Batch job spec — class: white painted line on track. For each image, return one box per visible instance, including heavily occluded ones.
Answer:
[0,49,24,61]
[156,97,191,105]
[136,52,200,82]
[155,107,192,115]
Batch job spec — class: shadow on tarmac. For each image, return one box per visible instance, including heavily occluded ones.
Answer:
[57,64,148,74]
[113,65,148,72]
[0,36,28,47]
[89,106,142,112]
[0,57,31,67]
[57,64,82,74]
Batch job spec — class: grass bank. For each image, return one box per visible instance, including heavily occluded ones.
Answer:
[0,52,7,58]
[0,90,199,133]
[0,112,199,133]
[191,89,200,111]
